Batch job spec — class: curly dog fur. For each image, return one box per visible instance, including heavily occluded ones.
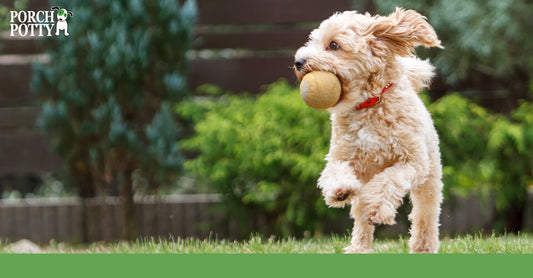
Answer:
[294,8,444,253]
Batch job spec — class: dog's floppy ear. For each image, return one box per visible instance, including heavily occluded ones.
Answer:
[51,6,60,11]
[68,11,73,17]
[367,7,442,57]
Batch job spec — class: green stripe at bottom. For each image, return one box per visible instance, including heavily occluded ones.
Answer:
[0,254,530,278]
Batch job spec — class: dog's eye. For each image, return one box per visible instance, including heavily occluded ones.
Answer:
[327,41,340,51]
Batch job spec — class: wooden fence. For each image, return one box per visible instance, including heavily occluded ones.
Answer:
[2,192,528,244]
[0,194,227,243]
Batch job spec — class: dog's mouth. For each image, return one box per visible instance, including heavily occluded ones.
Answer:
[295,67,344,84]
[293,66,308,81]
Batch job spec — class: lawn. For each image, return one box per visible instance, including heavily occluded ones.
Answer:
[2,233,532,254]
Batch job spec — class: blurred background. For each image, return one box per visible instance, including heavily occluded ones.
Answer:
[0,0,532,244]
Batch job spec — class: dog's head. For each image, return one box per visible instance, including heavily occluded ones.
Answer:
[294,8,442,112]
[51,6,73,22]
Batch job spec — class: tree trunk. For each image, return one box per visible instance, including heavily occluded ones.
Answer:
[71,155,95,243]
[120,166,137,240]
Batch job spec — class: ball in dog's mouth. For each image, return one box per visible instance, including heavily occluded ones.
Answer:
[299,71,341,110]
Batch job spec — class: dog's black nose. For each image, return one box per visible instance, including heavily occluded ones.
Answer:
[294,58,306,71]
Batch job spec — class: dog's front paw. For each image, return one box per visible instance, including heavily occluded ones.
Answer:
[319,176,360,208]
[323,186,357,208]
[318,161,361,208]
[363,202,396,225]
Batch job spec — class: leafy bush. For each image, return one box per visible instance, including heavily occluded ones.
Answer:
[429,95,533,231]
[487,101,533,231]
[180,81,346,237]
[32,0,197,239]
[183,79,533,234]
[428,94,496,199]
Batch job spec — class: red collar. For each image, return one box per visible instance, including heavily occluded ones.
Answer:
[355,83,393,110]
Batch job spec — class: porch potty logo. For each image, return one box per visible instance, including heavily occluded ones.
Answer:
[10,6,73,37]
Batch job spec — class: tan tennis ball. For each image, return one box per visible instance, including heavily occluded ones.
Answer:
[299,71,341,110]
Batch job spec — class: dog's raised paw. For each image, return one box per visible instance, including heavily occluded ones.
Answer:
[335,189,350,201]
[364,203,396,225]
[323,187,356,208]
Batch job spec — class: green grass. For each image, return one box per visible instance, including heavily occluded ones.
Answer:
[2,233,532,253]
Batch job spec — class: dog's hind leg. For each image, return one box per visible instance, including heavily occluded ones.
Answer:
[359,163,414,225]
[408,175,443,253]
[344,197,375,253]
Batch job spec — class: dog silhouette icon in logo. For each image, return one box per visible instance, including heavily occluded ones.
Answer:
[51,6,73,36]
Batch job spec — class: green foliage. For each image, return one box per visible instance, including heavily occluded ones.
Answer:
[429,94,533,230]
[0,0,27,32]
[430,94,533,233]
[487,101,533,210]
[32,0,197,238]
[428,94,495,198]
[180,81,345,236]
[183,80,533,234]
[374,0,533,85]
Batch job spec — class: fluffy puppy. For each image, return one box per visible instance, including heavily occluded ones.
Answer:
[294,7,444,253]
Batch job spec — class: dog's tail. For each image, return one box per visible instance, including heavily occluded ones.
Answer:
[398,56,435,93]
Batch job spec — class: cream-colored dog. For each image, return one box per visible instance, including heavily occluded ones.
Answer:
[294,8,443,253]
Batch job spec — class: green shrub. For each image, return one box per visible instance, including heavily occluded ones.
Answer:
[180,81,345,237]
[428,94,496,199]
[487,101,533,231]
[429,95,533,232]
[182,80,533,234]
